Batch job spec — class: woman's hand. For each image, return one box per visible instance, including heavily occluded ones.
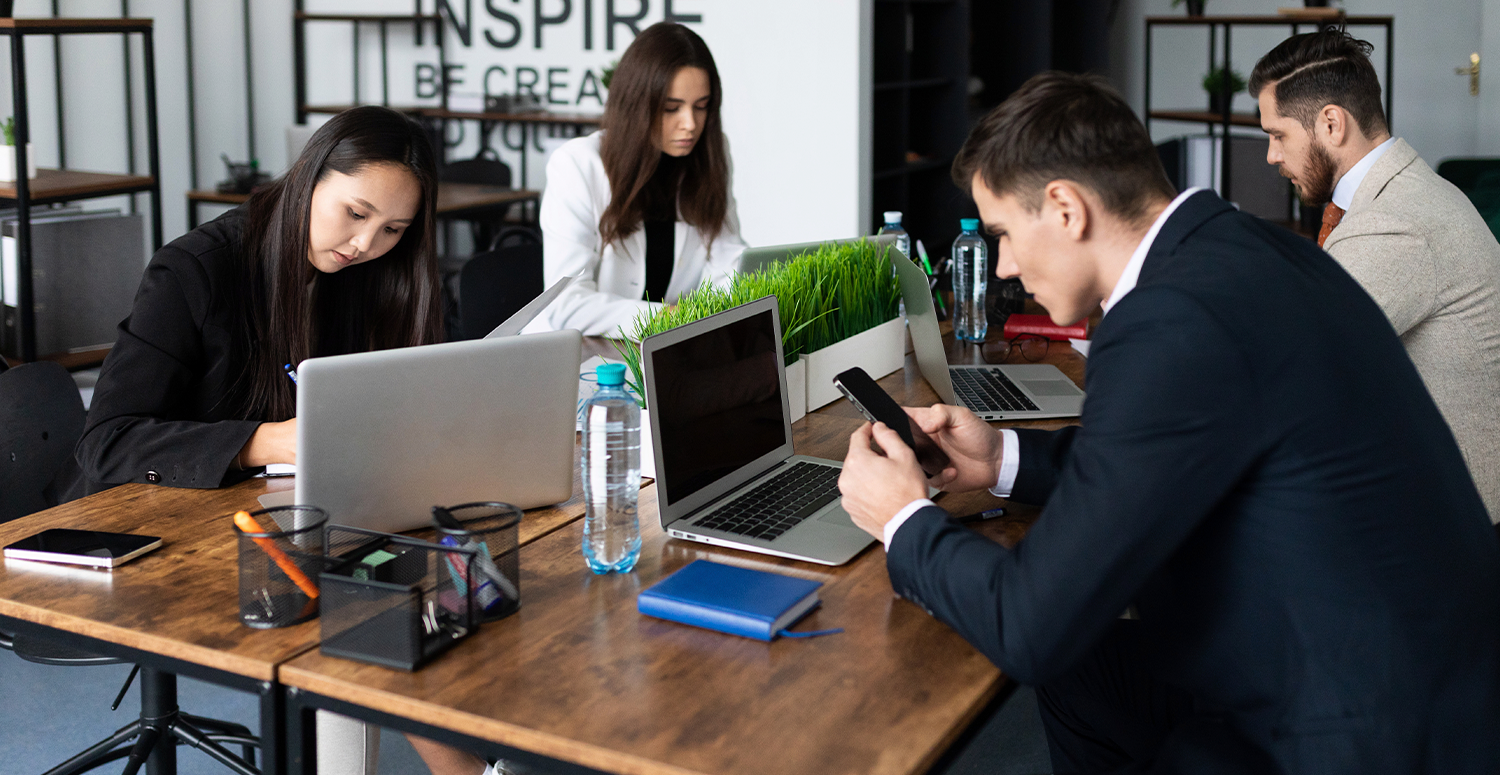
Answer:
[238,419,298,468]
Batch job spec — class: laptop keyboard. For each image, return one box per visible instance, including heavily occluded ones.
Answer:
[951,368,1040,413]
[692,462,842,541]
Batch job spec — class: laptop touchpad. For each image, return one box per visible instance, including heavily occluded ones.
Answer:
[1020,379,1081,396]
[817,507,857,528]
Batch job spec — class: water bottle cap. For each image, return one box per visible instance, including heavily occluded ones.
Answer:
[595,363,627,386]
[960,218,981,231]
[883,211,903,224]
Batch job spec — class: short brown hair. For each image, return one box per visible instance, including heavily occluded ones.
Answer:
[951,71,1176,226]
[1248,29,1387,138]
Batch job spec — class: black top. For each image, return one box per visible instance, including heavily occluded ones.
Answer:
[886,191,1500,771]
[640,155,681,303]
[72,210,264,497]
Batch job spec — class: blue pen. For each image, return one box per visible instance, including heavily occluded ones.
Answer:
[284,363,298,385]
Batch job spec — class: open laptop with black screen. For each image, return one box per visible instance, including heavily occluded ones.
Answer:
[641,296,875,566]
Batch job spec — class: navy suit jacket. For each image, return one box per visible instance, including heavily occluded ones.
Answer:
[887,191,1500,772]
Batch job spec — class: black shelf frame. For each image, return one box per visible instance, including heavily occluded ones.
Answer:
[292,4,448,124]
[1,17,162,363]
[1143,13,1394,202]
[871,0,970,252]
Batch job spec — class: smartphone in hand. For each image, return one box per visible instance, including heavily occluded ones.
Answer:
[833,367,952,477]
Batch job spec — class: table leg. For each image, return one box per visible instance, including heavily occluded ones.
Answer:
[140,668,178,775]
[284,687,319,775]
[258,680,286,775]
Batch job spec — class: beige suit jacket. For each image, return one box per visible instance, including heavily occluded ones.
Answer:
[1325,138,1500,521]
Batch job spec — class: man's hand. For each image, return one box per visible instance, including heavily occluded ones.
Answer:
[839,422,929,540]
[906,404,1005,493]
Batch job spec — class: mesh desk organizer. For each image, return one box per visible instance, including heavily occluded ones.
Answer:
[320,525,485,671]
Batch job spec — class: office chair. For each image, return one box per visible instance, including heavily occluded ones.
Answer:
[0,362,261,774]
[0,361,85,523]
[440,149,516,252]
[459,243,545,340]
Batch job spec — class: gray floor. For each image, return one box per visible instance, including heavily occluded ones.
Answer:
[2,643,1050,774]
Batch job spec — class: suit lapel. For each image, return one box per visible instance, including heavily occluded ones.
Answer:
[1348,138,1418,213]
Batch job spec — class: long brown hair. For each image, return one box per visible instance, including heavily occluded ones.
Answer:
[598,22,729,247]
[234,106,442,421]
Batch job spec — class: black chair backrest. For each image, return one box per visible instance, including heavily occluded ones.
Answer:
[0,361,86,522]
[1436,158,1500,193]
[459,244,546,340]
[440,154,512,189]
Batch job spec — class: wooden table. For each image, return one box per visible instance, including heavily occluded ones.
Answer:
[185,184,541,229]
[0,453,590,774]
[277,337,1086,775]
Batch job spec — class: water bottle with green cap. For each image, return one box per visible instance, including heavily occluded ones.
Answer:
[581,362,641,573]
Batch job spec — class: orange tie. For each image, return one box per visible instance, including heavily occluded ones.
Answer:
[1317,202,1345,248]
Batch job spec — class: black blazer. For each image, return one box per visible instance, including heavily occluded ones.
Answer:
[887,191,1500,772]
[73,210,264,495]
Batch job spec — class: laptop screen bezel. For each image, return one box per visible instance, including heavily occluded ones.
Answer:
[641,295,795,527]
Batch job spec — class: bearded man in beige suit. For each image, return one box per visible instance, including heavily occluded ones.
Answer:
[1251,29,1500,523]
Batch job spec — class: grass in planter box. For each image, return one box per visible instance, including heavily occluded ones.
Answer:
[614,239,901,405]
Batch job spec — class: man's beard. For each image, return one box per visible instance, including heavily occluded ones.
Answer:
[1288,140,1337,208]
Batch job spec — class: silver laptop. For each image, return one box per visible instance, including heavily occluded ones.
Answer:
[293,330,582,533]
[642,296,875,566]
[484,273,577,338]
[737,234,897,274]
[892,244,1085,421]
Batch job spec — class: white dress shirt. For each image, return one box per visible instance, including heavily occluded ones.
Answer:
[1331,137,1396,211]
[881,188,1207,548]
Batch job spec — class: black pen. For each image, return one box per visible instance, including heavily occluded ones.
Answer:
[956,507,1007,523]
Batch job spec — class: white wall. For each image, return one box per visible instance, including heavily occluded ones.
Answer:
[0,0,870,258]
[1107,0,1486,166]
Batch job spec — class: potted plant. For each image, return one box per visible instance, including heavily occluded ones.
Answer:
[1172,0,1206,17]
[615,238,902,421]
[0,117,36,183]
[1202,66,1246,115]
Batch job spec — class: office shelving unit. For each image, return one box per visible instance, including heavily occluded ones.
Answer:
[0,17,162,364]
[871,0,970,251]
[292,5,447,123]
[1143,13,1394,202]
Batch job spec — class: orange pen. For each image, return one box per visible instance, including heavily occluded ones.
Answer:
[233,510,320,600]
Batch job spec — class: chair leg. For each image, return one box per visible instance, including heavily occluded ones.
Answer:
[119,724,160,775]
[111,665,141,711]
[180,714,259,766]
[40,721,144,775]
[170,718,260,775]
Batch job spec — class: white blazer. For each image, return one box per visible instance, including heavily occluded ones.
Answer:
[524,131,749,337]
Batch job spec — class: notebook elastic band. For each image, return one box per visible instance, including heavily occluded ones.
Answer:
[777,627,844,639]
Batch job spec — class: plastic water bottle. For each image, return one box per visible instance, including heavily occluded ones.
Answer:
[952,218,989,342]
[879,211,911,259]
[582,363,641,574]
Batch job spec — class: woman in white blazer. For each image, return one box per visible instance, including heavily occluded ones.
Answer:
[528,22,748,338]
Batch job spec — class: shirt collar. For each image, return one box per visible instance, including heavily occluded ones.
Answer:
[1331,136,1396,210]
[1101,187,1205,316]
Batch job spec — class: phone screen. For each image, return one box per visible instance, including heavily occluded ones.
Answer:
[833,367,951,477]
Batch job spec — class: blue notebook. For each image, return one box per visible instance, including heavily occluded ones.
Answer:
[637,560,834,641]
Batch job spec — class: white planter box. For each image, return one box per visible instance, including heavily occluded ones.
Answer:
[0,143,36,182]
[783,357,806,424]
[801,316,905,410]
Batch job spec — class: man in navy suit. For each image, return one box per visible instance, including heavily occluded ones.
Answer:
[838,72,1500,774]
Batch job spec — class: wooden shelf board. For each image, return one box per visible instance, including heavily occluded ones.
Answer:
[420,108,603,126]
[0,169,155,203]
[873,157,951,181]
[1149,110,1263,128]
[301,103,434,117]
[1146,14,1391,25]
[295,12,442,23]
[0,17,152,32]
[874,77,954,91]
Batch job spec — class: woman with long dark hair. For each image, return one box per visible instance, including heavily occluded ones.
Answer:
[73,106,445,775]
[76,106,442,492]
[528,21,747,336]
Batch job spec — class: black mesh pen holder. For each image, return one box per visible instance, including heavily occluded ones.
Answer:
[432,502,522,623]
[319,524,478,671]
[234,505,327,629]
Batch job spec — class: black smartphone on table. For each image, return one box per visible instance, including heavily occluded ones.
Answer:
[832,367,952,477]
